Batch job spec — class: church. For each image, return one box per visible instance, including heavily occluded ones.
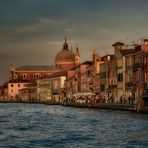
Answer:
[9,38,80,82]
[55,37,80,69]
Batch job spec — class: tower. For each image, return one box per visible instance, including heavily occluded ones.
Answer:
[75,45,80,66]
[112,42,124,58]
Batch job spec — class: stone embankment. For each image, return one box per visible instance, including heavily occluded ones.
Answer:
[62,102,148,114]
[0,99,148,114]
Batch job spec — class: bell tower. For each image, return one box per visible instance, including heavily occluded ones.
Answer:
[112,42,124,58]
[75,45,80,66]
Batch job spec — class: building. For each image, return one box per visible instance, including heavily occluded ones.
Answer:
[100,55,114,98]
[112,42,134,102]
[125,52,134,98]
[143,52,148,89]
[7,81,30,100]
[108,55,117,101]
[75,61,93,92]
[37,71,67,103]
[55,38,80,69]
[0,83,8,101]
[132,39,148,102]
[9,65,61,82]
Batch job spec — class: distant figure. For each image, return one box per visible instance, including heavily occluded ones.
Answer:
[110,95,114,103]
[131,96,135,105]
[128,95,132,104]
[120,96,123,104]
[136,97,144,112]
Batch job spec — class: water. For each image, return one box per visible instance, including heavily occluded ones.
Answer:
[0,103,148,148]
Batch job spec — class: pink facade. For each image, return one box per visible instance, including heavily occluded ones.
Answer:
[8,82,29,99]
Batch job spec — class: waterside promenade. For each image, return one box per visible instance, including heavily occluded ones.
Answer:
[62,102,148,114]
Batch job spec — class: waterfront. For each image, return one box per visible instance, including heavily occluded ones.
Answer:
[0,103,148,148]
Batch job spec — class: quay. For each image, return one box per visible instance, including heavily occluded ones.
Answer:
[0,99,148,114]
[62,102,148,114]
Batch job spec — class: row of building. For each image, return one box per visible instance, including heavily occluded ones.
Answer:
[0,38,148,104]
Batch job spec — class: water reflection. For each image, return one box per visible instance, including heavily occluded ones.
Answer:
[0,103,148,148]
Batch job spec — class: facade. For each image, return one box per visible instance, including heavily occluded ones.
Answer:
[75,61,93,92]
[100,55,113,98]
[7,82,30,99]
[55,38,80,69]
[9,65,61,82]
[37,73,66,103]
[0,83,8,101]
[143,52,148,89]
[18,81,37,102]
[132,50,144,102]
[108,55,117,101]
[125,52,134,98]
[112,42,134,102]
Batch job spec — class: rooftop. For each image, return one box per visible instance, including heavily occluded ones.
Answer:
[120,49,134,56]
[16,66,61,71]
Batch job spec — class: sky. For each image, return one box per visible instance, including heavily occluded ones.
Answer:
[0,0,148,85]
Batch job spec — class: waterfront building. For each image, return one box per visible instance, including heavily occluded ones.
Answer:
[7,81,31,100]
[108,55,117,101]
[112,42,125,102]
[75,61,93,92]
[143,51,148,89]
[132,39,148,102]
[37,71,67,103]
[17,71,67,103]
[100,55,114,99]
[55,37,80,69]
[9,65,61,82]
[17,81,37,102]
[0,83,8,101]
[112,42,134,102]
[8,65,61,100]
[125,52,134,98]
[91,50,102,94]
[6,37,80,100]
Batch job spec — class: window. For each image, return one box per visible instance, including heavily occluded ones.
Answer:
[100,72,106,79]
[18,84,20,87]
[11,84,14,87]
[87,70,91,77]
[118,73,123,82]
[11,89,13,93]
[101,84,105,91]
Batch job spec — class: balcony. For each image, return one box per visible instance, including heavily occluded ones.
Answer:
[125,82,133,88]
[133,63,143,73]
[108,85,117,89]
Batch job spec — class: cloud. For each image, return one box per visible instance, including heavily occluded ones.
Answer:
[65,26,77,33]
[16,18,56,34]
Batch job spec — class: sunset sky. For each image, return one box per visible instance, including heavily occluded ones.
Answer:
[0,0,148,84]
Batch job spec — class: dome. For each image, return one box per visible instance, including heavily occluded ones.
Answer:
[55,38,76,69]
[55,49,75,63]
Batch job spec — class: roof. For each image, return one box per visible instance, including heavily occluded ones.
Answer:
[81,61,93,65]
[16,66,61,71]
[112,42,124,46]
[40,70,67,79]
[55,39,75,63]
[120,49,134,56]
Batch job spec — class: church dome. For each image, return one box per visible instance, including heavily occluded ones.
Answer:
[55,38,76,69]
[55,50,75,63]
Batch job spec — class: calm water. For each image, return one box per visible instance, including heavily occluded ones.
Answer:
[0,103,148,148]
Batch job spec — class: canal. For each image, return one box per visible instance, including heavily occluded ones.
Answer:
[0,103,148,148]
